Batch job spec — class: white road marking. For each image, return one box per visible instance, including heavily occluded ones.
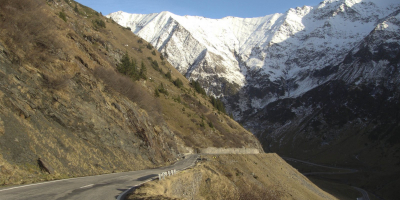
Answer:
[0,171,118,193]
[0,179,64,192]
[80,184,94,189]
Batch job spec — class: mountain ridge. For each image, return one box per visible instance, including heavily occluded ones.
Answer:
[108,0,400,120]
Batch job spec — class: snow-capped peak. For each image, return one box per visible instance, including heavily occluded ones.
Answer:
[107,0,400,119]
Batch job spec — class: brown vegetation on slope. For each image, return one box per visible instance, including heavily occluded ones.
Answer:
[0,0,262,186]
[129,154,337,200]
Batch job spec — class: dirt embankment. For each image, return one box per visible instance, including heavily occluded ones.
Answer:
[128,154,337,200]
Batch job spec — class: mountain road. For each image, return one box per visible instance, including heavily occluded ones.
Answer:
[0,154,198,200]
[282,157,370,200]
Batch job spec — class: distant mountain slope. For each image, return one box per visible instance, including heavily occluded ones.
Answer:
[108,0,400,120]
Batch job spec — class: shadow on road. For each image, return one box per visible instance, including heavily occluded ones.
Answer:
[136,174,157,181]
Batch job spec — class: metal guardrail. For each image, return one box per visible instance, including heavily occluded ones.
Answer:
[158,169,177,180]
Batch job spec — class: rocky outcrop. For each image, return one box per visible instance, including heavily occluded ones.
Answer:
[37,158,54,174]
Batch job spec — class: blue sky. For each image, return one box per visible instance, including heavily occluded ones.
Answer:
[75,0,323,19]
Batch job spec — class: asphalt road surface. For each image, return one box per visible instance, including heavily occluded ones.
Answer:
[0,154,198,200]
[353,186,370,200]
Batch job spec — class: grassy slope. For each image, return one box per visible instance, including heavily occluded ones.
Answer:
[129,154,337,200]
[0,0,261,186]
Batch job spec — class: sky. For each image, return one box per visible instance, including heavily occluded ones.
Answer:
[74,0,324,19]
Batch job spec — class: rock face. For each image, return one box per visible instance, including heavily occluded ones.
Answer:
[0,43,178,179]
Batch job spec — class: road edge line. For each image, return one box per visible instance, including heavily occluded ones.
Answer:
[116,155,199,200]
[116,176,158,200]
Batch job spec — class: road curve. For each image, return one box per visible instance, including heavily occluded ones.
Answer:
[352,186,370,200]
[281,157,358,173]
[0,154,198,200]
[282,157,369,200]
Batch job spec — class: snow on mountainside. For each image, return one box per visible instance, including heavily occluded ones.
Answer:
[249,11,400,199]
[107,0,400,120]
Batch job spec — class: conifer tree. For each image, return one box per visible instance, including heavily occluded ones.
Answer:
[139,61,147,80]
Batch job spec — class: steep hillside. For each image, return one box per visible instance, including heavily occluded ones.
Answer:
[128,154,337,200]
[0,0,261,187]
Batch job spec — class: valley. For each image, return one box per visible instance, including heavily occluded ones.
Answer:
[0,0,399,199]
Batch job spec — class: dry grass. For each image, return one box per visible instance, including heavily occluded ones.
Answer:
[0,0,262,189]
[93,66,163,123]
[0,0,62,66]
[129,154,338,200]
[42,73,70,90]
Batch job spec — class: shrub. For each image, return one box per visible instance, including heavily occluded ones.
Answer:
[191,80,206,96]
[117,52,138,79]
[173,95,181,103]
[139,61,147,80]
[93,19,106,28]
[208,121,214,128]
[146,43,153,50]
[94,67,163,123]
[156,83,168,96]
[151,60,159,71]
[210,96,226,114]
[0,0,61,67]
[165,71,171,80]
[59,11,67,22]
[151,50,156,56]
[173,78,183,88]
[200,119,205,128]
[73,4,79,13]
[42,74,69,90]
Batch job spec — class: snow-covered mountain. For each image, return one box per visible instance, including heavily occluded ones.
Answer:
[108,0,400,122]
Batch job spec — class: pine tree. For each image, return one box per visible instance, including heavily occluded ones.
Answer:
[74,4,79,13]
[173,78,183,88]
[128,58,138,80]
[117,51,130,75]
[165,71,171,80]
[139,61,147,80]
